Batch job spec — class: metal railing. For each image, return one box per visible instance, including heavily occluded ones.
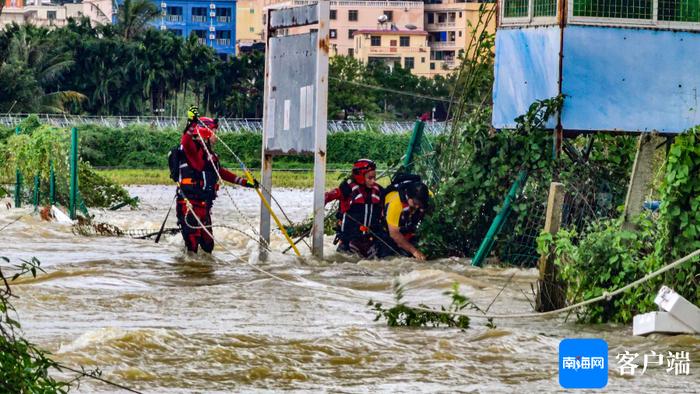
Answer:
[191,15,207,22]
[165,14,183,22]
[0,114,449,135]
[429,41,458,47]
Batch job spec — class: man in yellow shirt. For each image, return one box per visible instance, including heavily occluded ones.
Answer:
[381,178,430,260]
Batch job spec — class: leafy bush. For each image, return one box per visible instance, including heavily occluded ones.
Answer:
[0,123,134,208]
[1,257,70,393]
[69,125,410,169]
[537,127,700,323]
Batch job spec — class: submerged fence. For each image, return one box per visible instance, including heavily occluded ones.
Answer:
[0,114,449,135]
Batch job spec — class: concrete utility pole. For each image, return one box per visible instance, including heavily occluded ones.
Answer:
[536,182,567,312]
[622,133,664,230]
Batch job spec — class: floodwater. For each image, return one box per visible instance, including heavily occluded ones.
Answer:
[1,185,697,393]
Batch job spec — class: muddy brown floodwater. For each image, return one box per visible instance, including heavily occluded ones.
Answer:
[1,185,698,393]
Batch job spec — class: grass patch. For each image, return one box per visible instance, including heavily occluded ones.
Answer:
[98,168,352,189]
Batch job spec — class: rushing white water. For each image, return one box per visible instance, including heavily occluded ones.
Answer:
[1,186,697,393]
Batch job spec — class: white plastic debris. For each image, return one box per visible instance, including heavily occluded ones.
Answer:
[633,286,700,336]
[633,312,695,336]
[654,285,700,332]
[51,205,74,225]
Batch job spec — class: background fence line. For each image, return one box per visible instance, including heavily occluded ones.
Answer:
[0,114,449,135]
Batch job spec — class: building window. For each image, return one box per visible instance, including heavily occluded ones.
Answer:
[370,36,381,46]
[459,11,462,18]
[383,10,393,21]
[330,29,337,39]
[192,7,207,23]
[348,48,354,57]
[215,30,232,46]
[330,9,337,20]
[348,29,357,39]
[217,8,232,23]
[390,39,397,47]
[421,57,425,63]
[427,13,434,24]
[348,10,358,21]
[249,27,254,32]
[430,62,435,70]
[47,10,56,20]
[166,6,183,22]
[250,8,254,14]
[192,30,207,45]
[404,57,414,70]
[399,36,410,47]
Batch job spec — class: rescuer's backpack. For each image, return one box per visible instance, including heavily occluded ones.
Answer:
[168,146,181,182]
[385,172,423,196]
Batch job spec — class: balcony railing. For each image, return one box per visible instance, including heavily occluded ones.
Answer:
[165,15,183,22]
[196,38,206,45]
[427,21,457,28]
[429,41,457,48]
[292,0,424,9]
[192,15,207,22]
[217,16,231,23]
[368,46,428,53]
[216,38,231,46]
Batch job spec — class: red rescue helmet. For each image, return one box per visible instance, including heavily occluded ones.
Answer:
[191,117,218,139]
[351,159,376,184]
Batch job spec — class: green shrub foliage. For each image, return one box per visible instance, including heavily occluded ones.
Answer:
[538,127,700,323]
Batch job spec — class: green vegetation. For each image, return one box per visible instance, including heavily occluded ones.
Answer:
[73,123,410,169]
[0,257,70,393]
[537,127,700,323]
[0,117,133,208]
[0,9,460,120]
[369,283,477,329]
[98,168,346,189]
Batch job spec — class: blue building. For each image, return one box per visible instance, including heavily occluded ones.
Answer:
[492,0,700,134]
[151,0,237,56]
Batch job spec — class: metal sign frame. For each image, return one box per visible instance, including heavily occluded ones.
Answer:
[260,1,330,258]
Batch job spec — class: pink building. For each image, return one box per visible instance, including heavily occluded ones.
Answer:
[266,1,425,57]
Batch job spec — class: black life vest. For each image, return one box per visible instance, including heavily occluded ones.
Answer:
[394,195,425,238]
[175,144,220,201]
[384,173,425,238]
[335,180,383,241]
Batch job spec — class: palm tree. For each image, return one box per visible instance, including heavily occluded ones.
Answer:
[1,26,85,113]
[116,0,159,40]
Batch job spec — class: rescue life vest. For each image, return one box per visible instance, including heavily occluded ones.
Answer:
[335,180,383,241]
[384,173,425,238]
[170,144,220,201]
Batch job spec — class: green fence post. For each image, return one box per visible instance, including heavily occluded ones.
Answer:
[471,170,528,267]
[69,127,78,220]
[14,127,21,208]
[402,117,426,172]
[33,175,40,212]
[49,160,56,205]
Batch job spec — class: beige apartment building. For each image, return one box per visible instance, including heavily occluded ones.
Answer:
[353,28,431,77]
[424,0,496,74]
[260,0,495,77]
[265,1,425,56]
[236,0,264,50]
[0,0,112,27]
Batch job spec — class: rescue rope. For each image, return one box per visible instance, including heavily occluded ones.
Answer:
[179,198,700,320]
[193,120,300,256]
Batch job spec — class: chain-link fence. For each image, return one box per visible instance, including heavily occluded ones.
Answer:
[0,114,449,135]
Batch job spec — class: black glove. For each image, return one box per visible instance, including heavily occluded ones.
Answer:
[245,179,260,189]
